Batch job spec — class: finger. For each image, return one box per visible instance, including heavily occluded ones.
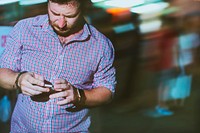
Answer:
[27,76,44,87]
[33,73,44,81]
[33,85,50,92]
[21,88,32,96]
[54,79,70,90]
[54,83,70,90]
[54,79,67,84]
[22,86,43,96]
[49,91,69,99]
[57,98,72,105]
[22,81,49,92]
[23,91,31,96]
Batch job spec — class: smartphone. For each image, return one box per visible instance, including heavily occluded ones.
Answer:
[44,80,54,90]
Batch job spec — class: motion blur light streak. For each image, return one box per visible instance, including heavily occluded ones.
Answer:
[91,0,105,3]
[106,8,132,23]
[139,19,162,33]
[104,0,144,8]
[113,23,135,34]
[130,2,169,14]
[0,0,19,5]
[19,0,47,5]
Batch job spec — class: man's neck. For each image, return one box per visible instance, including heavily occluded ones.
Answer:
[58,28,83,45]
[58,18,85,45]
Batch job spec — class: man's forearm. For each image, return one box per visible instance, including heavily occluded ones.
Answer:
[0,68,113,107]
[0,68,18,90]
[80,87,112,108]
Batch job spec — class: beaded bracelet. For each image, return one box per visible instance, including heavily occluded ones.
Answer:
[14,71,28,89]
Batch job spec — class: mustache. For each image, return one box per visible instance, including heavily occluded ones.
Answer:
[54,25,68,31]
[49,21,67,31]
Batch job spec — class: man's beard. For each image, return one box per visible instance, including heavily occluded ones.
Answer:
[49,17,84,37]
[50,22,71,37]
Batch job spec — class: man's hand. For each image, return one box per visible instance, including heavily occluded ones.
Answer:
[49,79,79,105]
[18,72,49,96]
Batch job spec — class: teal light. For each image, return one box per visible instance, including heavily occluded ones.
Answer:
[130,2,169,14]
[113,23,135,34]
[19,0,47,5]
[104,0,145,8]
[94,0,145,9]
[91,0,105,3]
[145,0,163,2]
[0,26,13,55]
[0,0,19,5]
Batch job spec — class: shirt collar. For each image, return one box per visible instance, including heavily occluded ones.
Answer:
[32,14,49,29]
[76,23,91,41]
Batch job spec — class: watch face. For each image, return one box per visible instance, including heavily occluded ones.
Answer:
[76,88,81,102]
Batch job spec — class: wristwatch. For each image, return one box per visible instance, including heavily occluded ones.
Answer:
[76,88,82,103]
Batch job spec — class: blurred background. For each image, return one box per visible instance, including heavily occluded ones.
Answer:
[0,0,200,133]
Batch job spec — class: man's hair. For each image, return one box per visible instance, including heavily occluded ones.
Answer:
[48,0,85,11]
[48,0,82,5]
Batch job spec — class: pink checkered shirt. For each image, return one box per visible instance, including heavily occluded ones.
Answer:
[0,15,116,133]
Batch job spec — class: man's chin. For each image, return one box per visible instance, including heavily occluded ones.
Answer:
[55,30,70,37]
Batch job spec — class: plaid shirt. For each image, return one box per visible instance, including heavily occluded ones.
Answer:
[0,15,116,133]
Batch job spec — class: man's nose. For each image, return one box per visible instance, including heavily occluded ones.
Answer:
[57,16,66,29]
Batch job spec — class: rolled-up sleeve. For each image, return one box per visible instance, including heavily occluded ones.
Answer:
[0,22,23,72]
[92,38,117,95]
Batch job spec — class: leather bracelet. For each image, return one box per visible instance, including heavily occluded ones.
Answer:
[14,71,28,89]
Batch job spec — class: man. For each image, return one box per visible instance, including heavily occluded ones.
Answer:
[0,0,116,132]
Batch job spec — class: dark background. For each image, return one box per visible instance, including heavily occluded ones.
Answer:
[0,0,200,133]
